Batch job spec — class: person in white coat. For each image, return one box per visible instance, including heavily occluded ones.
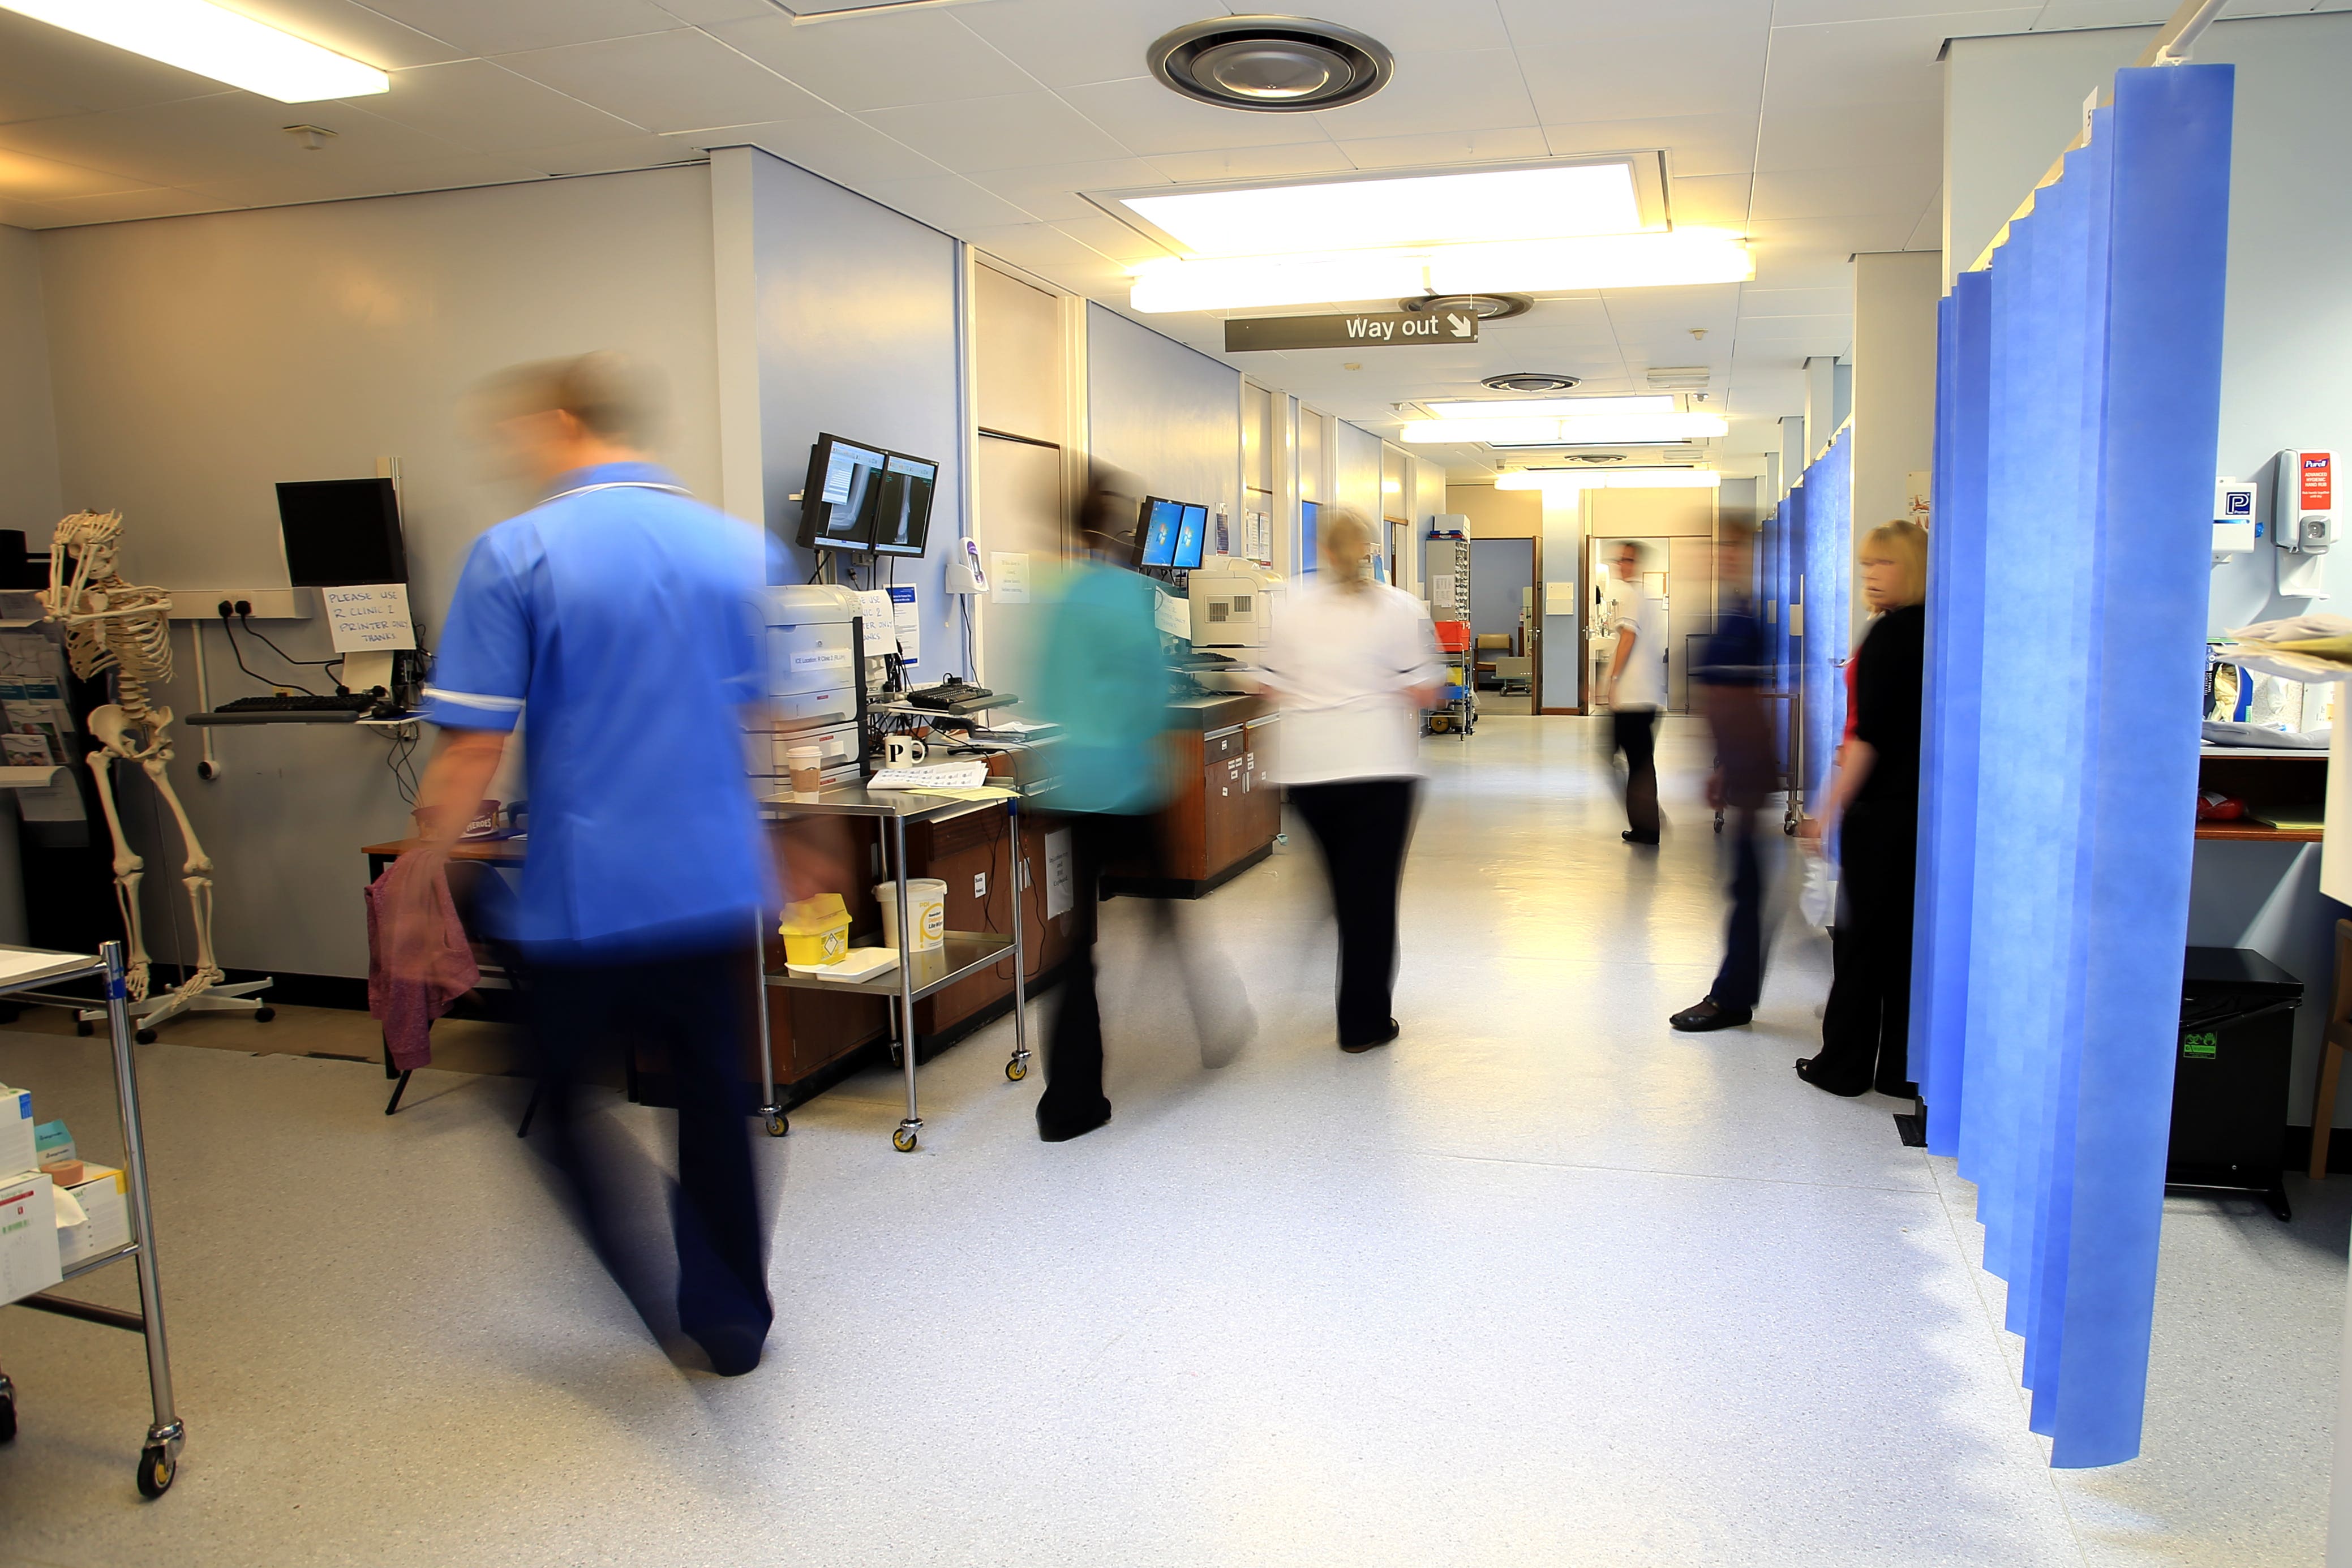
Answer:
[1261,509,1444,1052]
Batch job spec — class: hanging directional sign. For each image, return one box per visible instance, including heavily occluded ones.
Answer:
[1224,309,1479,352]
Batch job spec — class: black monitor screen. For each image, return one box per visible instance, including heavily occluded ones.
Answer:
[1174,504,1208,570]
[277,478,407,587]
[797,435,887,552]
[1139,498,1182,568]
[871,453,938,556]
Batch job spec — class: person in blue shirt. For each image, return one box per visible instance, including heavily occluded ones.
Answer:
[390,353,776,1376]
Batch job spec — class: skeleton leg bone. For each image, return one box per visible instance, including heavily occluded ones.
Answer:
[139,750,222,993]
[86,748,152,1003]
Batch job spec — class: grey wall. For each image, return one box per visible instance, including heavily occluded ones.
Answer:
[1469,538,1532,647]
[0,225,60,543]
[35,166,723,980]
[1333,419,1382,524]
[1948,13,2352,1120]
[1086,303,1239,527]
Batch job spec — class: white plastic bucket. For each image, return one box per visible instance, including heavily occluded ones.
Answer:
[875,878,947,953]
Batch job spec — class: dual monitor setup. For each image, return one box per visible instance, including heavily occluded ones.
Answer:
[1136,496,1208,572]
[795,432,939,557]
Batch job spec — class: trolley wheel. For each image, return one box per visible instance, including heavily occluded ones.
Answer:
[764,1112,788,1138]
[891,1126,918,1153]
[1784,819,1799,836]
[134,1028,157,1046]
[136,1443,175,1498]
[252,1006,276,1023]
[0,1378,16,1444]
[74,1019,93,1037]
[1005,1055,1027,1082]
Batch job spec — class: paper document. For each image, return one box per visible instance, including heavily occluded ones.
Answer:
[889,585,920,667]
[1155,589,1190,638]
[869,762,990,791]
[990,554,1030,605]
[323,584,417,653]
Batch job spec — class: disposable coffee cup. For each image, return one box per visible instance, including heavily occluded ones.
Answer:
[787,745,823,794]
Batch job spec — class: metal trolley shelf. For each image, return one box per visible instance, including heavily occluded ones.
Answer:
[766,932,1013,1002]
[1,940,184,1497]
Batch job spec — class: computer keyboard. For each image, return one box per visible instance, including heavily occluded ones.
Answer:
[907,678,1012,714]
[216,693,376,713]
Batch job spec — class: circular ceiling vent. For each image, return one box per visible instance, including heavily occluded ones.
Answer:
[1481,371,1581,393]
[1402,293,1531,321]
[1148,16,1394,111]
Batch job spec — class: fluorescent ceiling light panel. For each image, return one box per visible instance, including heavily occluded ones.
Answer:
[1496,470,1721,491]
[1128,230,1752,313]
[1402,413,1728,446]
[1119,162,1643,259]
[0,0,388,101]
[1426,396,1673,420]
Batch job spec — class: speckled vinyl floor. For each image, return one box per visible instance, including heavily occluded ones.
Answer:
[0,716,2337,1566]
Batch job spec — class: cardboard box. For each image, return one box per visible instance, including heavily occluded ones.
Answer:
[0,1170,62,1304]
[57,1166,128,1270]
[0,1086,32,1176]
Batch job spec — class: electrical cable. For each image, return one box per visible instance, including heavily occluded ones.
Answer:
[237,612,345,688]
[217,611,314,694]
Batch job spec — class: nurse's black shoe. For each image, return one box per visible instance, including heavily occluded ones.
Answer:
[1795,1057,1869,1097]
[1341,1019,1401,1054]
[1623,830,1660,845]
[1671,999,1752,1032]
[686,1322,767,1377]
[1037,1097,1111,1142]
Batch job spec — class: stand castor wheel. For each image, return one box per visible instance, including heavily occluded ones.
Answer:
[134,1028,156,1045]
[764,1112,788,1138]
[1005,1055,1027,1082]
[74,1019,93,1037]
[252,1007,275,1023]
[892,1125,918,1153]
[136,1442,175,1498]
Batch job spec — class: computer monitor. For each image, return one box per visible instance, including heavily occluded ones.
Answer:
[1139,497,1182,568]
[797,434,889,553]
[870,452,938,556]
[1301,500,1320,576]
[1174,504,1208,571]
[276,478,407,587]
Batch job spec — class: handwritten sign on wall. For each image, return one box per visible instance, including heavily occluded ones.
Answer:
[322,583,417,653]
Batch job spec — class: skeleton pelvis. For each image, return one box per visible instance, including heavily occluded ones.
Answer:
[88,703,166,759]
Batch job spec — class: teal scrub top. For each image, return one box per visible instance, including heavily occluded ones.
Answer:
[1029,560,1171,817]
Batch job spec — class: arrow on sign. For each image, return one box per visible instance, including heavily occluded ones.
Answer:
[1446,313,1473,338]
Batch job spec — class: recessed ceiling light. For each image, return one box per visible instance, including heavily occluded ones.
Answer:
[1402,293,1530,320]
[1425,396,1673,419]
[1484,372,1579,393]
[1401,413,1729,446]
[1496,469,1720,491]
[1148,17,1392,112]
[1118,161,1647,259]
[1127,228,1750,313]
[0,0,388,101]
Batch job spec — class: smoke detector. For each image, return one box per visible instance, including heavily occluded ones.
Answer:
[1402,293,1531,321]
[1148,16,1394,111]
[1480,371,1580,393]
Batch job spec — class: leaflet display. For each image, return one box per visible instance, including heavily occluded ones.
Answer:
[1139,497,1182,568]
[1174,504,1208,571]
[798,435,888,553]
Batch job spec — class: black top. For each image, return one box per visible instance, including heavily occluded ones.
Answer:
[1851,603,1925,810]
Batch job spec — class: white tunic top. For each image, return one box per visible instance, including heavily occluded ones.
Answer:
[1608,585,1669,712]
[1263,578,1445,785]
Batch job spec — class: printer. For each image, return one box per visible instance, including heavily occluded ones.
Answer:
[758,585,869,783]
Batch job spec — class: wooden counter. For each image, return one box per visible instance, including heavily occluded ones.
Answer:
[1104,695,1282,899]
[2195,747,2327,843]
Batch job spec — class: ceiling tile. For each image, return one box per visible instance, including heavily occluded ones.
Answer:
[966,158,1169,222]
[707,12,1038,111]
[1308,49,1539,141]
[222,0,471,70]
[512,133,706,177]
[655,0,781,20]
[359,0,681,55]
[1333,126,1551,170]
[1740,285,1850,316]
[0,94,466,187]
[1748,212,1909,254]
[1750,164,1938,221]
[180,151,547,209]
[950,0,1225,88]
[859,91,1132,173]
[1543,115,1759,179]
[0,147,155,200]
[1498,0,1771,50]
[681,115,952,186]
[2028,0,2184,24]
[0,14,233,114]
[1775,0,2041,20]
[1060,77,1346,158]
[0,82,85,127]
[1142,143,1356,183]
[1903,195,1939,250]
[1762,10,2039,111]
[358,61,643,154]
[859,172,1036,232]
[1292,0,1514,50]
[33,187,234,225]
[0,195,55,227]
[1669,172,1753,226]
[962,218,1125,277]
[1050,213,1174,265]
[1519,32,1767,124]
[500,29,832,135]
[1754,102,1939,172]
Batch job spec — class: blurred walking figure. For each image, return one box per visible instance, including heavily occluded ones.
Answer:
[390,353,777,1375]
[1605,542,1667,845]
[1263,509,1443,1053]
[1671,521,1775,1033]
[1029,473,1250,1141]
[1797,521,1928,1097]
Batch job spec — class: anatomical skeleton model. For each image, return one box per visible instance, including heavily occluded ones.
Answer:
[41,510,270,1036]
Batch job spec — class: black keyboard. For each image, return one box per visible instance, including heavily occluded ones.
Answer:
[217,693,375,713]
[908,680,1012,714]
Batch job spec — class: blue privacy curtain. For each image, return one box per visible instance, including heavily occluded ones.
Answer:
[1910,63,2233,1468]
[1798,432,1852,807]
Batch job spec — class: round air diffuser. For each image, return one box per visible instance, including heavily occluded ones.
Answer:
[1148,17,1393,111]
[1402,293,1531,321]
[1481,371,1581,393]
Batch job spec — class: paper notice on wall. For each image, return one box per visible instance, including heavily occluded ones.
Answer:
[1430,573,1457,609]
[1154,588,1190,639]
[322,584,416,653]
[889,585,920,667]
[856,589,896,658]
[1043,828,1074,921]
[1544,581,1577,616]
[991,553,1029,605]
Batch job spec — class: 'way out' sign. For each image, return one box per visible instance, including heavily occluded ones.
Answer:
[1224,310,1479,353]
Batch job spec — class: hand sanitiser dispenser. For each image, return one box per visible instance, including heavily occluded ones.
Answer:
[2274,448,2337,597]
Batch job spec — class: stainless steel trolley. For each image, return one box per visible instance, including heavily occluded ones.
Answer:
[0,940,184,1497]
[759,784,1031,1152]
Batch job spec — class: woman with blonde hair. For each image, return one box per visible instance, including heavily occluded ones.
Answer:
[1797,519,1928,1097]
[1262,509,1444,1052]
